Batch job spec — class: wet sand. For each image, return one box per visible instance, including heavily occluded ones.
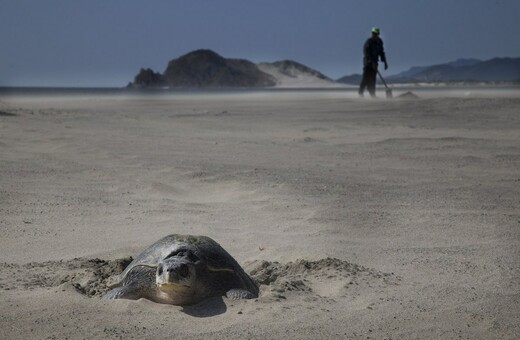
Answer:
[0,89,519,339]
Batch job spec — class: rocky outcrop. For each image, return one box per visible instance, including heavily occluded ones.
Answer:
[130,68,165,88]
[129,50,276,88]
[164,49,276,87]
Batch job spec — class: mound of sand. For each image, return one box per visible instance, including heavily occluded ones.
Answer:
[396,91,419,99]
[249,258,400,302]
[0,258,132,297]
[1,256,398,302]
[0,100,16,116]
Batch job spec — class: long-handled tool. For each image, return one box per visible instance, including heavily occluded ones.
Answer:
[377,70,393,99]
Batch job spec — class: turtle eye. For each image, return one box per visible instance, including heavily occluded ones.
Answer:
[186,251,199,262]
[178,264,189,278]
[166,249,186,259]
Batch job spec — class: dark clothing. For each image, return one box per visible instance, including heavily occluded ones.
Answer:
[363,36,386,67]
[359,36,387,97]
[359,65,378,97]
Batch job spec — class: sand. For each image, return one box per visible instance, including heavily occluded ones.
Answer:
[0,89,519,339]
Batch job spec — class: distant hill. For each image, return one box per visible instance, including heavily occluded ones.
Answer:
[337,57,520,84]
[128,50,334,88]
[391,58,481,79]
[258,60,338,87]
[404,57,520,82]
[446,58,482,68]
[336,73,362,85]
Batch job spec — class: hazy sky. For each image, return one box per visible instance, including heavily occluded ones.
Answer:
[1,0,519,87]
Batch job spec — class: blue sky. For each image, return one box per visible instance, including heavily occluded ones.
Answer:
[1,0,519,87]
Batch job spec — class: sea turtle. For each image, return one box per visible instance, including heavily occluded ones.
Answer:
[102,234,258,305]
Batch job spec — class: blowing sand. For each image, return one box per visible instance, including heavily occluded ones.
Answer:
[0,89,519,339]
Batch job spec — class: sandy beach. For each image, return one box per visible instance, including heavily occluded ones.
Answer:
[0,88,519,339]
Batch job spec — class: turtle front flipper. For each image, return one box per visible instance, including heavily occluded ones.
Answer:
[102,285,142,300]
[105,274,123,289]
[226,288,257,300]
[103,265,156,301]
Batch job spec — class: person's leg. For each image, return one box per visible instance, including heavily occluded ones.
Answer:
[359,66,370,96]
[367,68,377,97]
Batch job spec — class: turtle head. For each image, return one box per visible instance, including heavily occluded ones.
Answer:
[156,247,202,295]
[156,257,196,294]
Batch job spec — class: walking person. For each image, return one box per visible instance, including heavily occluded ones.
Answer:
[359,27,388,97]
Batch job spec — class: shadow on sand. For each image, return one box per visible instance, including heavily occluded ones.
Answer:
[0,111,16,117]
[181,296,227,317]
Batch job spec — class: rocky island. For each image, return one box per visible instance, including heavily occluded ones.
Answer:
[128,49,337,88]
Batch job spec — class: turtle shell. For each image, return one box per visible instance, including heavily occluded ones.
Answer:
[108,234,257,297]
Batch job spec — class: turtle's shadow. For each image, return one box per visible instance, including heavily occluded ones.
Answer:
[181,296,227,317]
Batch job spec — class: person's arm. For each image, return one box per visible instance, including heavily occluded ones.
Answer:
[380,40,388,70]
